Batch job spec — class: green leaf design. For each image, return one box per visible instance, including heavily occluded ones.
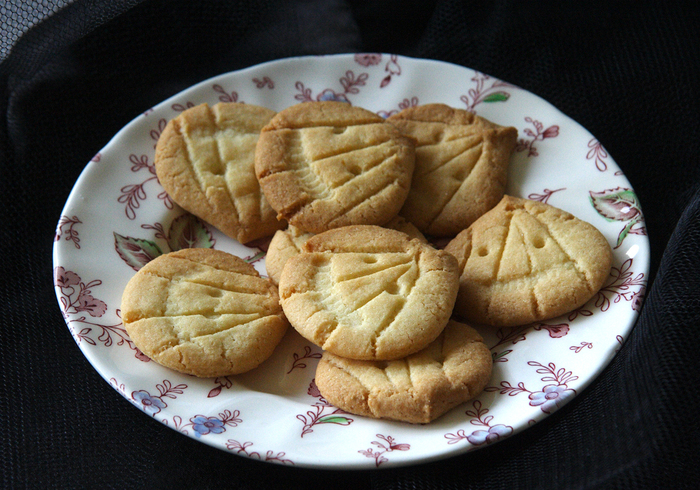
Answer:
[482,92,510,103]
[317,415,353,425]
[167,214,215,251]
[244,250,266,264]
[492,350,512,362]
[114,233,163,271]
[615,216,643,249]
[590,188,641,222]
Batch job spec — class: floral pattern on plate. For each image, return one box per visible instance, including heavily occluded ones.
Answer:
[53,54,649,469]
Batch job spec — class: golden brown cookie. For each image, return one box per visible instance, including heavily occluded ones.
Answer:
[265,225,315,286]
[444,195,613,327]
[278,225,459,360]
[121,248,288,377]
[254,101,415,234]
[264,217,426,286]
[315,320,492,424]
[155,102,285,244]
[387,103,517,237]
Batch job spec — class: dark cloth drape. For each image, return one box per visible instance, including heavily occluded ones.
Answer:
[2,1,698,488]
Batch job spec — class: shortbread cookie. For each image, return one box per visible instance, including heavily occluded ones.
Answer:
[387,103,517,237]
[315,320,492,424]
[382,215,428,243]
[444,195,613,327]
[279,225,459,360]
[254,101,415,234]
[155,102,285,244]
[265,225,315,286]
[265,217,426,286]
[121,248,288,377]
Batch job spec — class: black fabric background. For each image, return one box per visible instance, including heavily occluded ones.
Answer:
[2,1,699,488]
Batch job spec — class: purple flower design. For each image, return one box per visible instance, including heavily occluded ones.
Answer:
[631,287,646,311]
[191,416,226,437]
[528,384,574,413]
[133,390,167,415]
[316,89,350,103]
[466,424,513,446]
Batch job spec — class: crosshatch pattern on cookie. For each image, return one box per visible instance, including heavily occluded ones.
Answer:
[388,104,517,237]
[279,226,459,361]
[255,102,415,234]
[445,196,613,327]
[121,249,288,377]
[315,320,493,424]
[155,103,284,244]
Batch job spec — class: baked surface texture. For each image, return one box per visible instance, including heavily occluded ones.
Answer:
[254,101,415,233]
[315,319,493,423]
[265,216,426,286]
[155,102,285,244]
[444,195,613,327]
[121,248,288,377]
[387,103,517,237]
[279,225,459,360]
[265,225,315,286]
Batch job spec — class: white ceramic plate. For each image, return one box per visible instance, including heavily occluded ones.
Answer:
[53,54,649,469]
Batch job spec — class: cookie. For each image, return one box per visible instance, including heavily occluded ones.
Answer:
[155,102,285,244]
[254,101,415,234]
[387,103,517,237]
[264,217,426,286]
[265,225,315,286]
[278,225,459,360]
[121,248,288,377]
[444,195,613,327]
[315,319,492,424]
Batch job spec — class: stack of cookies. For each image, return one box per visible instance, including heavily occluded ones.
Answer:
[120,99,613,424]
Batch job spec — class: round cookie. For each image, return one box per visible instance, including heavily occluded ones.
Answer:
[387,103,518,237]
[444,195,613,327]
[254,101,415,234]
[278,225,459,361]
[155,102,285,245]
[315,319,493,424]
[121,248,288,377]
[264,217,426,286]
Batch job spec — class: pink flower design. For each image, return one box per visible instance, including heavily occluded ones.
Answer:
[54,267,80,288]
[76,292,108,317]
[515,117,560,157]
[359,434,410,467]
[533,322,570,338]
[354,53,382,67]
